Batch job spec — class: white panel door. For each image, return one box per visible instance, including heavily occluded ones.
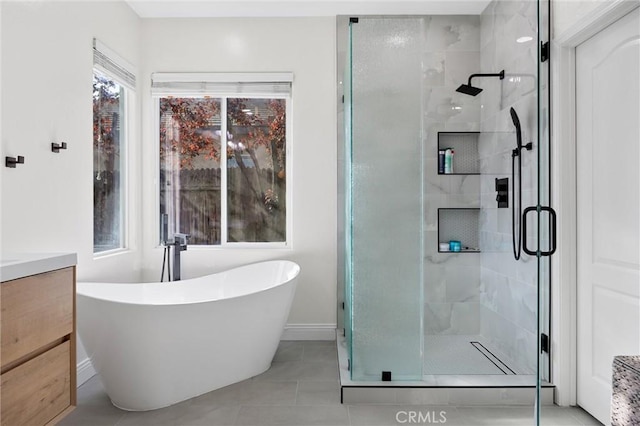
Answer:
[576,7,640,425]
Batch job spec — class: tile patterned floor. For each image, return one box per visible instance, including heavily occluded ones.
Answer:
[58,341,602,426]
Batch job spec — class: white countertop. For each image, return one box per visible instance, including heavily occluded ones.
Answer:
[1,253,77,282]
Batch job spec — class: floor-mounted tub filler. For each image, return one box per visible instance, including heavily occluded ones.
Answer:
[76,260,300,411]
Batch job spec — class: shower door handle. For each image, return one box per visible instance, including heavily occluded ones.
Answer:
[522,206,557,257]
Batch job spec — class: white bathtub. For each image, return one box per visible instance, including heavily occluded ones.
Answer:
[76,260,300,411]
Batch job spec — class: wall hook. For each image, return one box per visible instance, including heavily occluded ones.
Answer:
[51,142,68,153]
[5,156,25,168]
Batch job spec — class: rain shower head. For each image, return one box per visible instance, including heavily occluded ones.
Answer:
[456,70,505,96]
[456,84,483,96]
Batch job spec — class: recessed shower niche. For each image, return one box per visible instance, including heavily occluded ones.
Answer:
[437,208,480,253]
[437,132,480,175]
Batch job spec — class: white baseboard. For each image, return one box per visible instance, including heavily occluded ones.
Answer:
[77,358,96,387]
[281,324,337,341]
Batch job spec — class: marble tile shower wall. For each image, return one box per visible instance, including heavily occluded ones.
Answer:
[478,0,539,373]
[423,16,482,336]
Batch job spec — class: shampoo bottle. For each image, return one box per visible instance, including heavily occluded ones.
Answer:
[444,148,452,174]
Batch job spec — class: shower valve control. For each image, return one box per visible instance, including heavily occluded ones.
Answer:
[495,178,509,208]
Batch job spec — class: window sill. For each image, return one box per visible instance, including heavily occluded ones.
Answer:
[183,243,292,250]
[93,247,132,260]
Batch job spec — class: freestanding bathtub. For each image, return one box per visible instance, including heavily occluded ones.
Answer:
[76,260,300,411]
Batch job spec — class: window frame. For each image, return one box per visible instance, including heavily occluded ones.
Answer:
[154,86,293,249]
[92,67,134,257]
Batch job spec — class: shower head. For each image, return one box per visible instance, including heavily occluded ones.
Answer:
[510,107,522,149]
[456,84,483,96]
[456,70,505,96]
[510,107,521,130]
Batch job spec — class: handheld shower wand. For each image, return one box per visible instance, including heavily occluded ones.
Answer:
[510,107,522,151]
[509,107,534,154]
[510,107,533,260]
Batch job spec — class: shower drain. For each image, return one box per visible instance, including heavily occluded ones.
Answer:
[470,341,516,375]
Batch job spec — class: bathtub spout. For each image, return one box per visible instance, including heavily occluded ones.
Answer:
[172,233,188,281]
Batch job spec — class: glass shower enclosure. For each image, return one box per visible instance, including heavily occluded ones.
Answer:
[339,0,552,419]
[345,17,425,381]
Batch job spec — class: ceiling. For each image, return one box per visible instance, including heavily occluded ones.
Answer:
[125,0,491,18]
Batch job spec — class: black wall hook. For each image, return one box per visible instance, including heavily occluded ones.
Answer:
[5,156,25,168]
[52,142,68,153]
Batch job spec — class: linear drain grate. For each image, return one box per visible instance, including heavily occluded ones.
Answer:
[470,341,516,375]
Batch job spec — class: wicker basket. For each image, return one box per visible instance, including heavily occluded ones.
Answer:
[612,355,640,425]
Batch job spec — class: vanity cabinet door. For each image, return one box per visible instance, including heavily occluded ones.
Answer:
[0,341,71,426]
[1,267,74,368]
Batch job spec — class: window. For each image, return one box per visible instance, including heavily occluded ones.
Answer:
[154,73,291,246]
[93,40,135,254]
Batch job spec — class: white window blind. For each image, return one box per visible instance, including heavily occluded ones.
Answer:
[93,38,136,89]
[151,72,293,97]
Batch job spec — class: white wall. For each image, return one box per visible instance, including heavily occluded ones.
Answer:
[1,1,142,384]
[553,0,608,36]
[139,18,338,332]
[2,3,337,383]
[1,1,142,281]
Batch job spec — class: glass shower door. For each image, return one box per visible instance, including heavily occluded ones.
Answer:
[535,0,553,423]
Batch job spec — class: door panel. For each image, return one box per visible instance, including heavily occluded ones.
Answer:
[576,7,640,425]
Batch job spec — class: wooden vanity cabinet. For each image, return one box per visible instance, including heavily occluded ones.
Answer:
[1,267,76,426]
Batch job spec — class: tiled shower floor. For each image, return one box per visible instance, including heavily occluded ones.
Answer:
[338,332,547,389]
[423,335,532,375]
